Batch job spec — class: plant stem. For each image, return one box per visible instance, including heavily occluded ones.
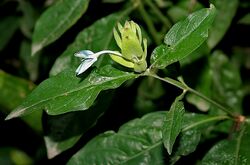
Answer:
[145,71,237,118]
[137,1,161,45]
[144,0,172,30]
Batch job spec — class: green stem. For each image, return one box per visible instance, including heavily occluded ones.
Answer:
[144,0,172,30]
[187,87,236,118]
[182,115,231,132]
[145,71,237,118]
[137,1,161,45]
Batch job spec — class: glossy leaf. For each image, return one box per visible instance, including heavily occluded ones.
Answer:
[67,111,166,165]
[208,0,238,48]
[31,0,90,55]
[170,113,229,164]
[6,65,137,119]
[162,100,185,155]
[0,71,42,133]
[0,16,19,51]
[44,91,113,159]
[202,123,250,165]
[150,5,216,69]
[50,12,128,76]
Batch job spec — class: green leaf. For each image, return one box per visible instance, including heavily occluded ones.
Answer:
[0,71,42,133]
[186,63,212,112]
[50,12,128,76]
[202,123,250,165]
[162,99,185,155]
[170,129,201,164]
[170,113,229,164]
[44,91,113,159]
[208,0,238,48]
[210,51,243,113]
[19,40,39,81]
[0,16,19,51]
[150,4,216,69]
[0,147,33,165]
[31,0,90,55]
[6,65,137,119]
[67,111,166,165]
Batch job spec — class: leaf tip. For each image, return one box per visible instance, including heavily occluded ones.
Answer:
[5,107,25,120]
[31,43,42,56]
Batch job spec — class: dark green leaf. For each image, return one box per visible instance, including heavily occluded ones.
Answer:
[210,51,243,113]
[134,77,165,115]
[0,16,19,51]
[0,147,33,165]
[170,129,201,164]
[31,0,90,55]
[44,91,113,158]
[170,113,229,164]
[208,0,238,48]
[162,100,185,155]
[202,123,250,165]
[6,65,137,119]
[19,40,39,81]
[102,0,125,3]
[167,0,203,23]
[238,13,250,25]
[67,111,166,165]
[186,63,212,112]
[0,71,42,133]
[50,12,128,76]
[150,5,216,69]
[18,0,37,38]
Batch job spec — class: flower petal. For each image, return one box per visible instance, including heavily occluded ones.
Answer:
[74,50,94,58]
[76,58,97,75]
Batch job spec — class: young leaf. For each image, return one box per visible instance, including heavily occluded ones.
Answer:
[202,123,250,165]
[31,0,90,55]
[49,12,128,76]
[162,99,185,155]
[208,0,238,48]
[6,65,137,119]
[67,111,166,165]
[150,4,216,69]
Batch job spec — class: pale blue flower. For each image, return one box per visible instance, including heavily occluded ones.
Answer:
[74,50,122,75]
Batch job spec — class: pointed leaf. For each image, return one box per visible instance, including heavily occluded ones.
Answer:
[162,100,185,155]
[208,0,238,48]
[50,12,128,76]
[6,65,137,119]
[31,0,90,55]
[202,123,250,165]
[150,4,216,69]
[67,111,166,165]
[170,113,229,164]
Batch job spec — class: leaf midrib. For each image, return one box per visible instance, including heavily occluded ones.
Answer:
[13,73,134,115]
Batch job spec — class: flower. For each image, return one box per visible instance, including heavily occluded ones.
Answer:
[74,50,122,75]
[75,20,148,75]
[110,20,147,72]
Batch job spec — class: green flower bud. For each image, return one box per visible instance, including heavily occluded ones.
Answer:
[110,20,147,72]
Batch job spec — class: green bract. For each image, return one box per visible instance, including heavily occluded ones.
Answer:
[110,21,147,72]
